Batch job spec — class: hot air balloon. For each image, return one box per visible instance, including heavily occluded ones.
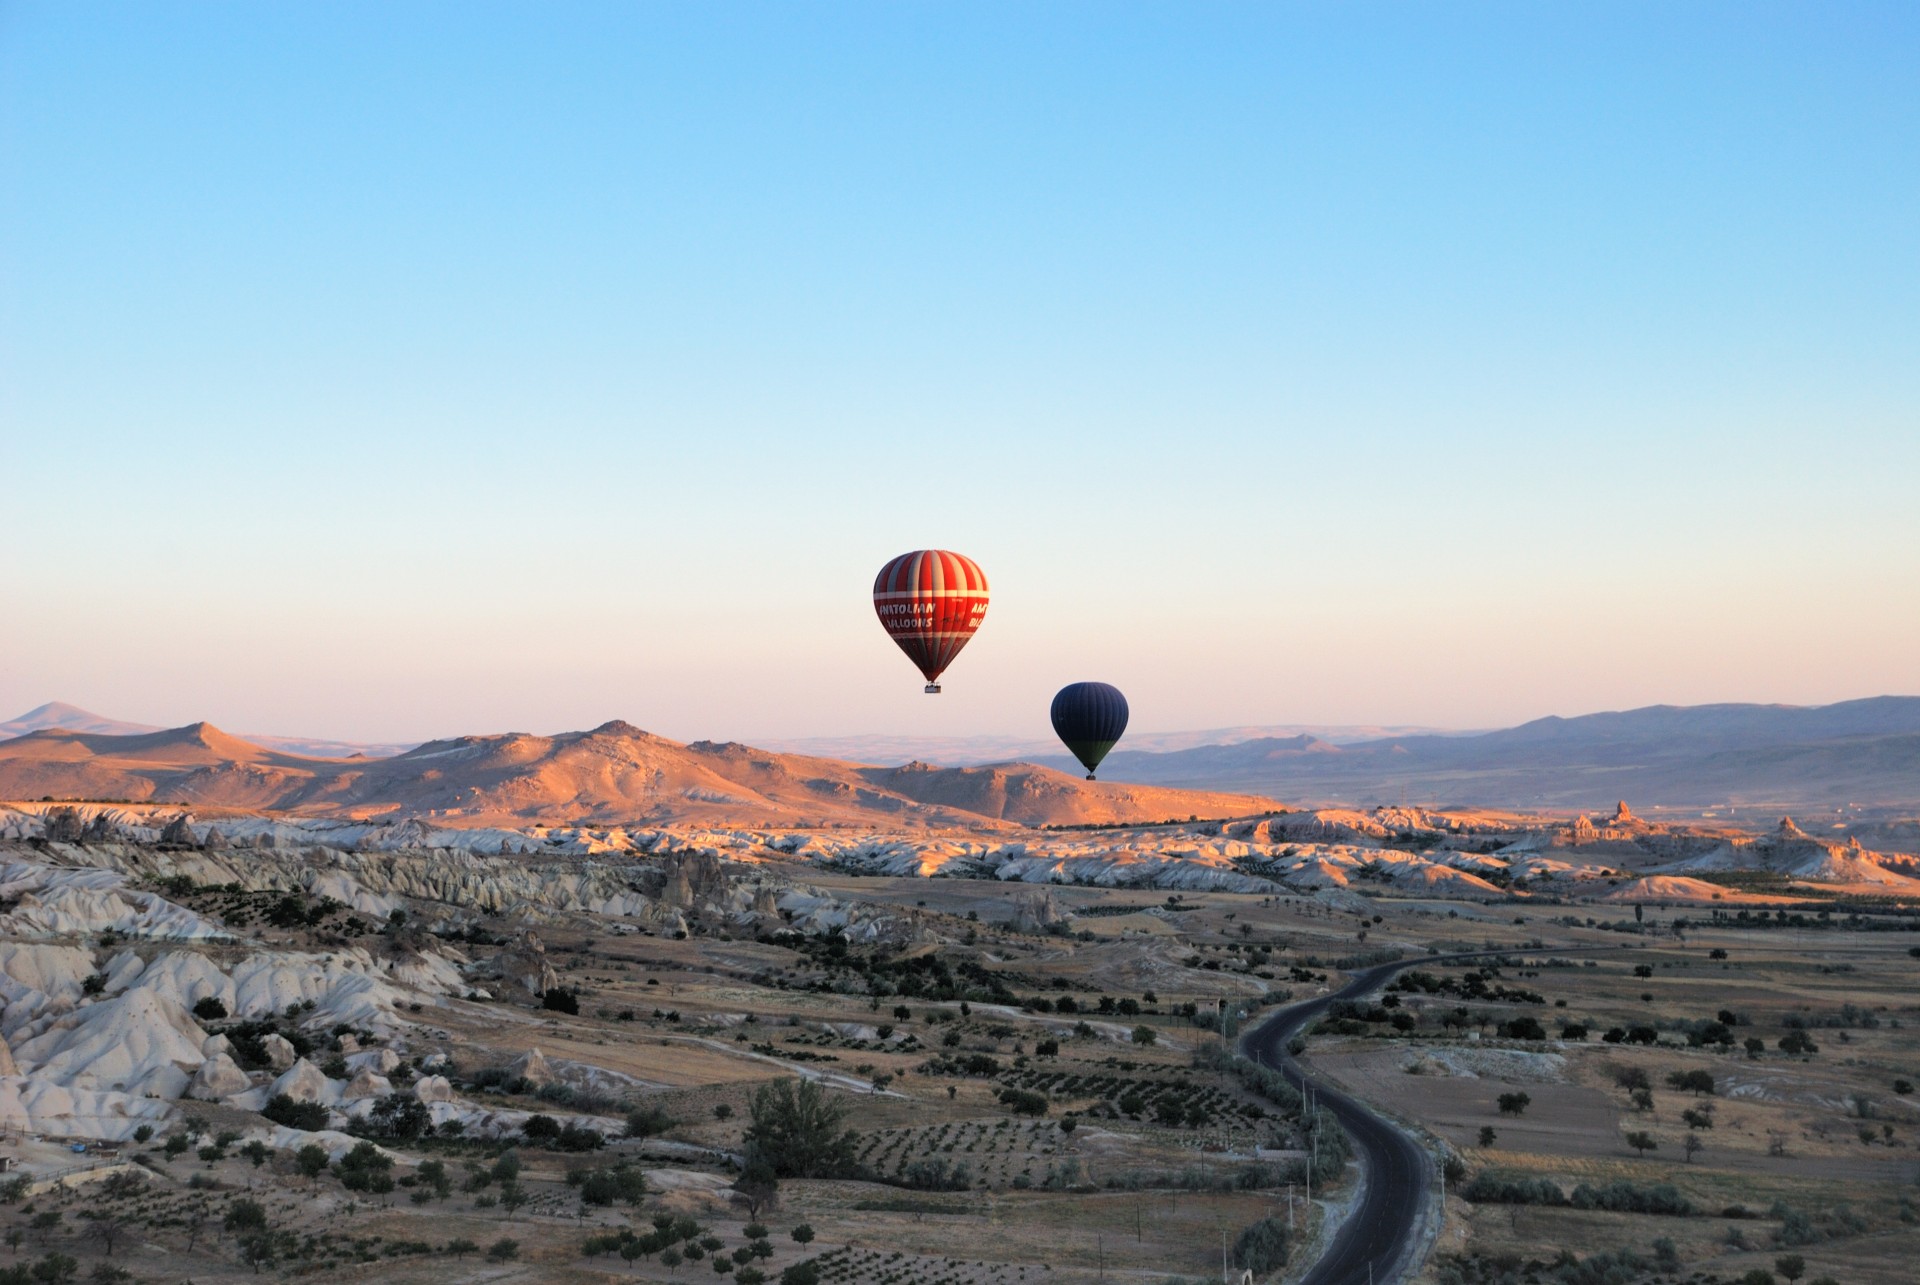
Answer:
[1050,681,1129,779]
[872,550,989,693]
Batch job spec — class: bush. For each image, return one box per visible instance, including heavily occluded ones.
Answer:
[1779,1030,1818,1055]
[541,988,579,1015]
[1570,1181,1694,1215]
[262,1094,328,1132]
[897,1158,972,1191]
[578,1164,648,1207]
[1668,1069,1716,1095]
[223,1199,267,1233]
[191,996,228,1021]
[1497,1092,1531,1116]
[626,1105,675,1138]
[367,1092,433,1140]
[1231,1216,1288,1275]
[1462,1174,1567,1207]
[334,1141,395,1194]
[487,1238,520,1262]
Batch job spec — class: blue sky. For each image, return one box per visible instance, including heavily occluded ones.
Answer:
[3,3,1916,744]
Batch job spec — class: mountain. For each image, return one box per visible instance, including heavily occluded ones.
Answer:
[1054,697,1920,811]
[0,702,160,739]
[761,723,1469,765]
[0,702,414,761]
[0,719,1279,830]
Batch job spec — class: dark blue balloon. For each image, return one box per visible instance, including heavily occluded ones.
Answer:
[1050,682,1130,779]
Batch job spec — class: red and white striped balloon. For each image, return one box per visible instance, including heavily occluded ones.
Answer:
[872,550,990,692]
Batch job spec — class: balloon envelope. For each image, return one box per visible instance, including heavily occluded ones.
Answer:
[872,550,990,691]
[1050,682,1129,778]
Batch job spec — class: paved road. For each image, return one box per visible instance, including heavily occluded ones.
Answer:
[1239,956,1468,1285]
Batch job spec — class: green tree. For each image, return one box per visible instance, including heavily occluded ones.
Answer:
[1231,1217,1289,1275]
[334,1141,395,1193]
[487,1238,520,1262]
[237,1233,276,1275]
[294,1144,329,1182]
[1625,1130,1658,1157]
[262,1093,328,1132]
[29,1255,77,1285]
[416,1159,453,1200]
[1774,1256,1806,1283]
[790,1224,814,1246]
[223,1200,267,1234]
[499,1183,527,1219]
[744,1080,856,1178]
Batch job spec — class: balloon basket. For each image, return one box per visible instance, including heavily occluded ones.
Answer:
[924,683,941,694]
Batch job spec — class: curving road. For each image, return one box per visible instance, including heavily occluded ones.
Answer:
[1241,958,1439,1285]
[1240,947,1625,1284]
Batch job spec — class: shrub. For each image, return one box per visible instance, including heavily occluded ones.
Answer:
[487,1238,520,1262]
[262,1094,328,1132]
[223,1199,267,1233]
[334,1140,395,1193]
[1462,1174,1566,1207]
[367,1092,433,1140]
[541,988,579,1015]
[1231,1216,1289,1275]
[1668,1069,1716,1095]
[578,1164,648,1207]
[626,1105,675,1138]
[191,996,228,1021]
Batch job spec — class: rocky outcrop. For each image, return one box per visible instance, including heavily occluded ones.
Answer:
[269,1059,334,1105]
[412,1074,454,1103]
[491,930,559,997]
[346,1048,399,1075]
[260,1033,297,1072]
[40,808,88,844]
[189,1052,251,1099]
[508,1047,554,1088]
[1013,888,1067,933]
[342,1068,392,1101]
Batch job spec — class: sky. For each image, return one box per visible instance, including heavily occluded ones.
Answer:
[3,2,1917,746]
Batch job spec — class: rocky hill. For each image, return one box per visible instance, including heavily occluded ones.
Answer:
[0,719,1277,830]
[1044,696,1920,811]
